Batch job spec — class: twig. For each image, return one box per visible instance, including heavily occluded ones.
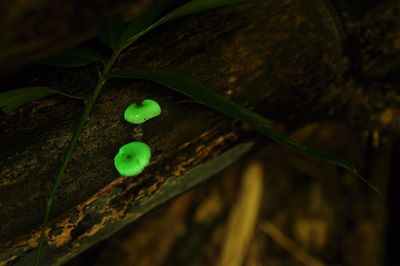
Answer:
[217,161,263,266]
[260,221,327,266]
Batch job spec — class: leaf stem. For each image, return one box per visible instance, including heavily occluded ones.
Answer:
[54,90,85,100]
[33,50,121,266]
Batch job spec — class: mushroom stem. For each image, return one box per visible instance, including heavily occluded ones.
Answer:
[133,124,143,140]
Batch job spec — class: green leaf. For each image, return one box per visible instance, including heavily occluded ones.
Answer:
[96,16,125,50]
[119,0,179,47]
[154,0,248,25]
[41,48,105,67]
[111,69,381,193]
[120,0,249,49]
[0,87,83,114]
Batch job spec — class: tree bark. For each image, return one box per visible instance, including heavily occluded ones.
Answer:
[0,0,156,76]
[0,0,399,265]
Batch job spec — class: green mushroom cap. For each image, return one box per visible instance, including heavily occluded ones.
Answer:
[114,141,151,176]
[124,99,161,124]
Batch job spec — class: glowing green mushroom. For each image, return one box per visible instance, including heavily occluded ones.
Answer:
[124,99,161,124]
[114,141,151,176]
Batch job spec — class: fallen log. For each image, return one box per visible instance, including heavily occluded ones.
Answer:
[0,0,399,265]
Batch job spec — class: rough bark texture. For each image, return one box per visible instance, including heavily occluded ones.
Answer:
[0,0,156,75]
[0,0,399,265]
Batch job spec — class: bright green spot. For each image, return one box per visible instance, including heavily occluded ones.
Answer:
[111,69,381,194]
[124,99,161,124]
[114,141,151,176]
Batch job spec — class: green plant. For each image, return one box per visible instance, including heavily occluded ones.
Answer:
[0,0,380,265]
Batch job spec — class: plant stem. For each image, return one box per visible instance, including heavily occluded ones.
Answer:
[33,50,121,266]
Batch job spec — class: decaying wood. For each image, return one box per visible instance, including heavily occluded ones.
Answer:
[0,0,399,265]
[0,0,156,75]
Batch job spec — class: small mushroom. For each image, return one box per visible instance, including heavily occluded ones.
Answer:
[124,99,161,124]
[114,141,151,176]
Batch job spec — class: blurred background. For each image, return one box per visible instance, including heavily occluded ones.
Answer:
[65,123,392,266]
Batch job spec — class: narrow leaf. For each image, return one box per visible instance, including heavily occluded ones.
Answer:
[0,87,82,114]
[121,0,249,49]
[96,16,125,50]
[41,48,105,67]
[111,69,381,193]
[119,0,179,47]
[154,0,248,26]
